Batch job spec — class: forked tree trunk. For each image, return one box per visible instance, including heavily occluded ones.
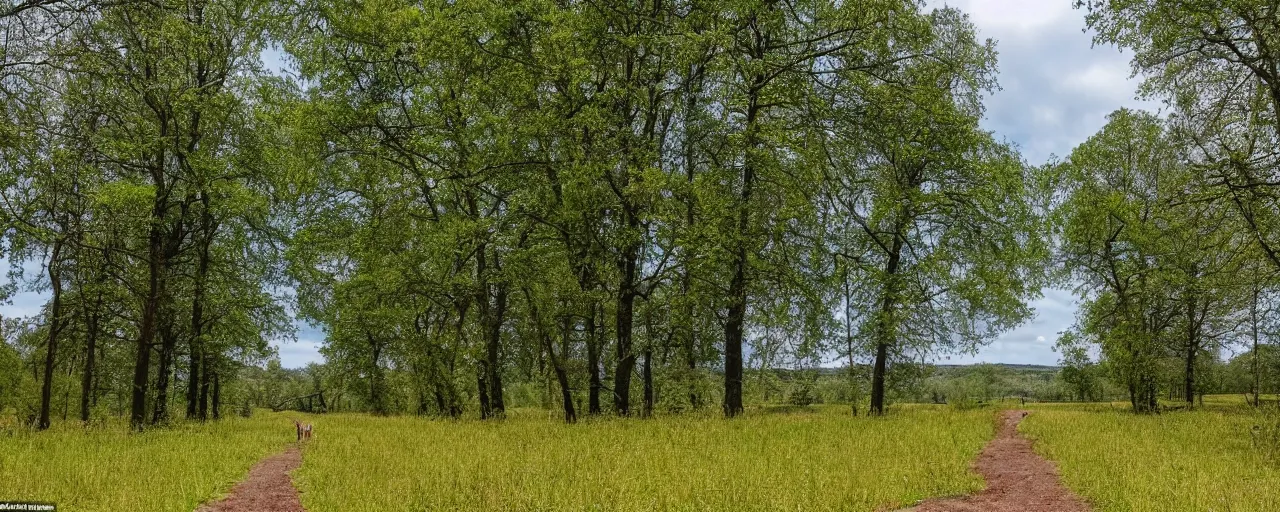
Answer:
[38,240,65,431]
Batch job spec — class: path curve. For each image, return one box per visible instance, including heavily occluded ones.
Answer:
[903,409,1091,512]
[196,444,306,512]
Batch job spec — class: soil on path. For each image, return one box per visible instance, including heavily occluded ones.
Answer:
[196,444,306,512]
[901,409,1091,512]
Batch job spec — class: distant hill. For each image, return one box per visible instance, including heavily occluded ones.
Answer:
[806,363,1060,376]
[934,363,1060,372]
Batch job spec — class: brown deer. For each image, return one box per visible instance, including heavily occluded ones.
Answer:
[293,419,313,442]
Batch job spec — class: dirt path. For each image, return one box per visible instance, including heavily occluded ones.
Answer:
[902,410,1091,512]
[196,445,306,512]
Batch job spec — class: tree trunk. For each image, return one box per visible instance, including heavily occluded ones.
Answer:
[186,348,201,419]
[587,307,602,415]
[445,301,468,419]
[843,269,859,416]
[475,244,506,419]
[199,354,210,420]
[1184,340,1196,406]
[367,332,386,415]
[723,258,746,418]
[487,283,507,417]
[530,291,575,423]
[723,74,767,419]
[1252,284,1261,406]
[681,61,705,412]
[870,235,904,416]
[551,320,576,423]
[1183,290,1198,406]
[79,308,98,422]
[477,371,491,419]
[614,268,637,415]
[38,240,65,431]
[131,212,165,430]
[187,206,210,419]
[642,348,654,418]
[211,371,221,419]
[152,318,178,424]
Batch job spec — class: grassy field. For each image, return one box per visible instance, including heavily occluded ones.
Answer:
[292,406,993,512]
[1022,398,1280,512]
[16,401,1280,512]
[0,412,296,512]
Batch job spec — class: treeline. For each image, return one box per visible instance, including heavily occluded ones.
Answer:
[276,0,1051,423]
[0,0,291,430]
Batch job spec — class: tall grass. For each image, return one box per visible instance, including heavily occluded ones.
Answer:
[0,412,296,512]
[293,406,993,512]
[1021,401,1280,512]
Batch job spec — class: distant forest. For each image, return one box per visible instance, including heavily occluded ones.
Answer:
[1,0,1279,428]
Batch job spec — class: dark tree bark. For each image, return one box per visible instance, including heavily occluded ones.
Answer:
[613,265,637,415]
[680,59,707,412]
[186,348,202,419]
[1252,285,1262,406]
[870,235,904,416]
[487,282,507,417]
[366,331,387,415]
[152,317,179,424]
[187,197,211,419]
[642,348,653,418]
[79,307,98,422]
[442,300,468,419]
[477,371,491,419]
[1184,337,1197,405]
[79,244,106,422]
[131,191,166,430]
[722,23,768,419]
[211,370,221,420]
[557,317,577,423]
[38,240,65,431]
[526,289,575,423]
[198,354,210,420]
[475,243,506,419]
[587,307,602,415]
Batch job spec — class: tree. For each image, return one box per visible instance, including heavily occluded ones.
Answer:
[1078,0,1280,272]
[1057,332,1101,402]
[821,7,1047,415]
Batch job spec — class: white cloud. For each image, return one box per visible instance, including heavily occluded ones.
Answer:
[944,0,1074,33]
[1036,335,1046,342]
[1063,61,1133,94]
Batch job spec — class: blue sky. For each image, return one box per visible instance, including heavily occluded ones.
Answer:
[1,1,1155,369]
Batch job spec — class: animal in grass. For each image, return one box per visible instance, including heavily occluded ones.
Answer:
[293,419,314,442]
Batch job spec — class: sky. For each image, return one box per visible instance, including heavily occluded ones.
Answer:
[0,1,1158,369]
[927,0,1157,365]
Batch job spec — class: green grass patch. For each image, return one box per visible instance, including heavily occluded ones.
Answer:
[0,412,297,512]
[1021,401,1280,512]
[293,405,993,512]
